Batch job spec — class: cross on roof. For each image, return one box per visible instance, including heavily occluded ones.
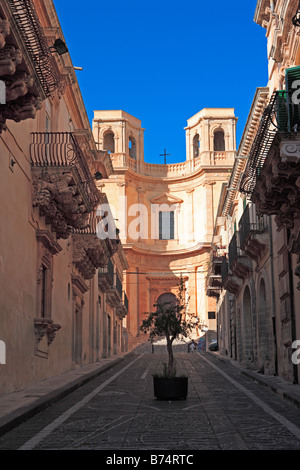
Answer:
[160,149,171,165]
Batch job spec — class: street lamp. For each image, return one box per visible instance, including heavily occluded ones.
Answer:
[94,171,103,180]
[50,38,68,56]
[292,1,300,27]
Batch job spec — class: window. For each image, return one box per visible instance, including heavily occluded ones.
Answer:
[104,132,115,153]
[214,130,225,151]
[159,211,174,240]
[193,134,200,158]
[129,136,136,159]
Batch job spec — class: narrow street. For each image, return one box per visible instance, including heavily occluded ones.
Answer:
[1,342,300,453]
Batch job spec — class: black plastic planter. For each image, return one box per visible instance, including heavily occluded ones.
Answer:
[153,376,188,400]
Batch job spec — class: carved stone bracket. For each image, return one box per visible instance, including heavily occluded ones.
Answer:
[0,18,10,49]
[253,139,300,230]
[243,234,268,263]
[0,1,65,133]
[34,318,61,346]
[224,274,242,295]
[231,256,252,280]
[72,234,110,280]
[32,170,91,239]
[280,142,300,164]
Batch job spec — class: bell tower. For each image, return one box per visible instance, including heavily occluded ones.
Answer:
[185,108,237,163]
[93,110,145,164]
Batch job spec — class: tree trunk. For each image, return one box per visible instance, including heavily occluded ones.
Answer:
[166,336,174,377]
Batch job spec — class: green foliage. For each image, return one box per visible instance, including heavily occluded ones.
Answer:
[140,277,195,377]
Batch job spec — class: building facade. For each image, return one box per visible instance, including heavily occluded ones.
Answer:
[92,108,237,349]
[0,0,128,395]
[207,0,300,384]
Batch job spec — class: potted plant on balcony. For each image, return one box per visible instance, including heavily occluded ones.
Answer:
[140,278,195,400]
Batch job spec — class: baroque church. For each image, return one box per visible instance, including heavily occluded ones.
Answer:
[92,108,237,348]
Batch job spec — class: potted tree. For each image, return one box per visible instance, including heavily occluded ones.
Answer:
[140,278,195,400]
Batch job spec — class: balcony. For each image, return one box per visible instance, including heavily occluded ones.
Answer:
[30,132,100,239]
[223,232,251,294]
[228,232,252,279]
[72,212,111,280]
[238,203,269,263]
[106,271,123,308]
[116,291,129,319]
[206,250,226,299]
[0,0,64,132]
[98,258,114,292]
[240,87,300,231]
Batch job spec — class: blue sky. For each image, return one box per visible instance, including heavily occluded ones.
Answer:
[53,0,268,164]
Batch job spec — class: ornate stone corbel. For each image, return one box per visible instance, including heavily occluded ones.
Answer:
[1,93,42,122]
[34,318,61,345]
[0,45,22,76]
[280,142,300,163]
[46,321,61,345]
[32,171,91,238]
[4,71,34,102]
[0,19,10,49]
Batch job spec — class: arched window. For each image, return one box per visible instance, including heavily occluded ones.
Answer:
[157,292,177,308]
[104,132,115,153]
[129,136,136,159]
[193,134,200,158]
[214,130,225,151]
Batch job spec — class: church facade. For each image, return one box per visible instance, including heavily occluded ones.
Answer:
[93,108,237,348]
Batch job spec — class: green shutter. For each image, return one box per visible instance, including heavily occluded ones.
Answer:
[276,90,287,132]
[285,66,300,131]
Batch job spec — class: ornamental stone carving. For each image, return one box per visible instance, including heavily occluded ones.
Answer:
[34,318,61,345]
[0,45,22,76]
[4,71,34,102]
[72,234,111,280]
[0,94,43,130]
[253,143,300,230]
[0,19,10,49]
[32,171,91,239]
[280,142,300,164]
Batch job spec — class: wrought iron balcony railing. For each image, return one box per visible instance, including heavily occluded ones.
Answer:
[238,204,269,249]
[30,132,100,209]
[123,291,128,312]
[116,274,123,299]
[228,232,238,270]
[240,90,300,195]
[221,256,228,284]
[7,0,63,96]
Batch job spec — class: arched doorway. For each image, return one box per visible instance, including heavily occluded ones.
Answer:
[243,286,254,365]
[257,278,270,371]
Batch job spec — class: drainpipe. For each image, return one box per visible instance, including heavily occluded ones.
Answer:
[269,216,278,376]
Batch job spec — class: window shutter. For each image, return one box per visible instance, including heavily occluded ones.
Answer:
[170,211,174,239]
[159,211,162,239]
[285,66,300,131]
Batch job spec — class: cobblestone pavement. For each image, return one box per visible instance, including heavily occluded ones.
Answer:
[1,341,300,451]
